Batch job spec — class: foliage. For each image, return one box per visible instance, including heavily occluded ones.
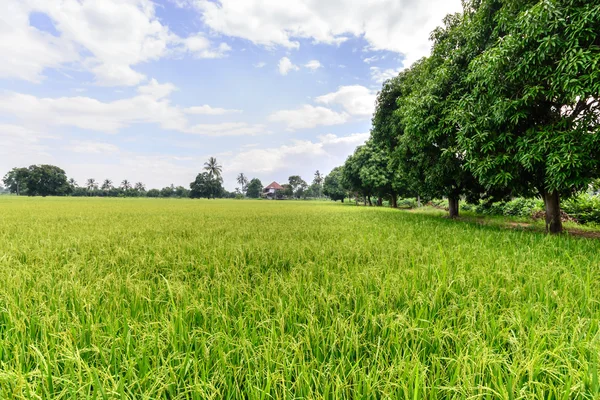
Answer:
[189,172,223,199]
[2,198,600,397]
[288,176,308,199]
[323,167,347,202]
[563,194,600,225]
[204,157,223,180]
[473,198,544,218]
[246,178,263,199]
[3,165,71,197]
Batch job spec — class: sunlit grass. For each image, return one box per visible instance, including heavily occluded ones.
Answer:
[1,197,600,399]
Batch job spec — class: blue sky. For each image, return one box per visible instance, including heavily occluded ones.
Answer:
[0,0,462,190]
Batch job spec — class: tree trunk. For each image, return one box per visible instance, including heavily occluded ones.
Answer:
[417,194,421,208]
[448,196,459,218]
[543,191,563,234]
[391,194,398,208]
[341,198,344,203]
[368,196,373,206]
[377,196,383,206]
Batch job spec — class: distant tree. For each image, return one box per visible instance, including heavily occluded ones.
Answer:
[101,179,113,191]
[313,170,324,198]
[174,186,190,198]
[204,157,223,180]
[3,167,30,195]
[146,188,160,198]
[281,183,294,199]
[22,165,71,197]
[288,175,308,199]
[246,178,263,198]
[236,173,248,194]
[121,180,132,191]
[190,172,223,199]
[68,178,77,188]
[323,167,347,202]
[134,182,146,192]
[86,178,98,191]
[160,186,174,198]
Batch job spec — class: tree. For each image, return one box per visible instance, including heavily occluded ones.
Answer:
[86,178,98,191]
[134,182,146,192]
[2,167,29,195]
[236,173,248,194]
[21,165,71,197]
[323,167,347,202]
[121,180,132,191]
[68,178,77,188]
[204,157,223,180]
[246,178,263,198]
[146,188,160,198]
[313,170,324,198]
[190,172,223,199]
[457,0,600,232]
[160,186,174,198]
[288,175,308,199]
[101,179,113,191]
[174,186,190,198]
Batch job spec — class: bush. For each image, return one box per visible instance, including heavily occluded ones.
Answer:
[563,194,600,225]
[474,198,543,217]
[397,198,417,209]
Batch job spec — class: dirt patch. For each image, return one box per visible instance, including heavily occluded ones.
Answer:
[565,229,600,239]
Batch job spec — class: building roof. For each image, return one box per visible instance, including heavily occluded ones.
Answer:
[265,181,283,190]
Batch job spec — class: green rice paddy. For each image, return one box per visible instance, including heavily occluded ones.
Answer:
[1,197,600,399]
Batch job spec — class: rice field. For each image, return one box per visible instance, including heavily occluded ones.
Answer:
[1,197,600,399]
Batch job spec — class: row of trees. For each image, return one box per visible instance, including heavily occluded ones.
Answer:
[326,0,599,233]
[2,159,324,201]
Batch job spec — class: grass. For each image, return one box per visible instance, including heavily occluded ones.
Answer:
[1,197,600,399]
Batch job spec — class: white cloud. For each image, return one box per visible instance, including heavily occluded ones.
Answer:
[68,141,120,154]
[184,105,242,115]
[186,122,266,137]
[2,0,228,86]
[225,133,369,185]
[192,0,463,68]
[268,105,349,130]
[0,80,262,137]
[254,62,267,68]
[0,124,55,174]
[315,85,376,117]
[370,66,402,83]
[305,60,322,71]
[278,57,300,76]
[363,56,379,64]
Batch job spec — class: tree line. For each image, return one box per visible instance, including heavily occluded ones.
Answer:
[2,159,327,201]
[325,0,599,234]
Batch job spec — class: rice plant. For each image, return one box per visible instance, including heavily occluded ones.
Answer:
[1,197,599,399]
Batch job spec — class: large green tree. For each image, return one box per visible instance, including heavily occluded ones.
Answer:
[22,165,71,197]
[323,167,347,202]
[246,178,263,198]
[2,167,29,195]
[190,172,223,199]
[458,0,600,232]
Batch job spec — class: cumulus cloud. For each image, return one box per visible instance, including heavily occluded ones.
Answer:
[223,132,369,186]
[305,60,322,71]
[192,0,462,68]
[67,141,120,154]
[315,85,376,117]
[2,0,229,86]
[370,66,403,83]
[278,57,300,76]
[0,80,263,136]
[268,105,349,130]
[184,105,242,115]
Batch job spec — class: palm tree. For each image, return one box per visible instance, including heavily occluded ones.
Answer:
[313,170,323,198]
[121,180,132,191]
[204,157,222,180]
[236,173,248,194]
[101,179,113,191]
[135,182,146,192]
[68,178,77,188]
[86,178,97,191]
